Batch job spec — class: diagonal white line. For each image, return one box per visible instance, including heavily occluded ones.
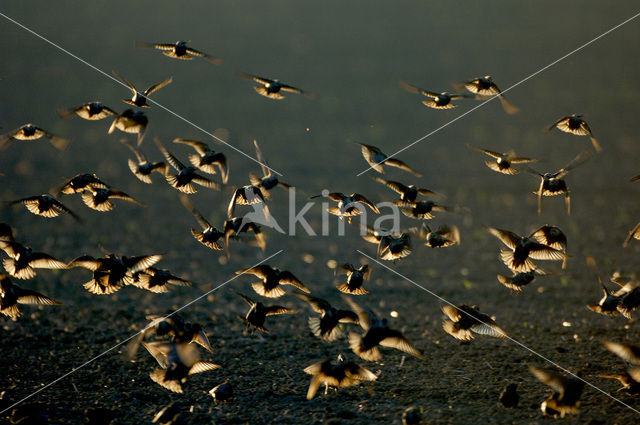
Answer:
[0,11,282,177]
[357,10,640,176]
[0,249,284,416]
[358,250,640,415]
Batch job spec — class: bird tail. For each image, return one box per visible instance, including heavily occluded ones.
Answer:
[336,283,368,295]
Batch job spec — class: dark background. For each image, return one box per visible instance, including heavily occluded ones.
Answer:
[1,2,640,424]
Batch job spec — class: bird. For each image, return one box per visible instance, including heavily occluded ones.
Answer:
[310,192,379,223]
[607,277,640,319]
[352,141,422,176]
[303,355,377,400]
[585,257,623,317]
[631,173,640,182]
[155,138,220,194]
[236,292,296,333]
[399,81,472,109]
[57,173,108,195]
[398,200,448,220]
[293,292,359,342]
[144,342,220,393]
[128,267,192,293]
[530,225,568,268]
[344,296,423,361]
[0,273,61,319]
[138,40,223,64]
[498,383,519,408]
[525,149,592,215]
[603,340,640,365]
[529,366,585,418]
[57,101,117,121]
[121,139,168,184]
[375,231,412,262]
[68,253,162,295]
[235,265,310,298]
[336,263,371,295]
[237,72,314,99]
[372,177,434,203]
[484,226,568,273]
[8,195,80,221]
[227,185,269,219]
[248,140,292,196]
[623,221,640,247]
[179,194,224,250]
[223,216,266,258]
[497,270,545,293]
[0,123,69,151]
[112,70,172,108]
[455,75,518,114]
[441,304,507,341]
[546,114,601,152]
[126,314,212,360]
[108,109,148,146]
[0,240,67,279]
[209,381,233,402]
[420,224,460,248]
[466,144,538,175]
[80,187,143,212]
[172,138,228,184]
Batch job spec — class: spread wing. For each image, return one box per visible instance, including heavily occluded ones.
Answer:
[144,76,173,96]
[485,226,520,250]
[172,138,209,155]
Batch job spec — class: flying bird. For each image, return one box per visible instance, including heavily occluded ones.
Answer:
[420,224,460,248]
[172,138,228,184]
[441,304,507,341]
[155,138,220,194]
[57,101,117,121]
[455,75,518,114]
[179,194,224,250]
[57,173,108,195]
[310,192,379,223]
[129,267,192,293]
[603,340,640,365]
[121,139,167,184]
[525,149,592,215]
[294,292,359,342]
[0,273,61,319]
[112,70,173,108]
[108,109,148,146]
[0,240,67,279]
[227,185,269,219]
[530,225,568,268]
[303,355,377,400]
[237,72,314,99]
[466,144,538,175]
[81,187,143,212]
[546,114,601,152]
[398,200,448,220]
[8,195,80,221]
[585,257,624,317]
[345,297,423,361]
[249,140,292,196]
[336,263,371,295]
[223,217,266,258]
[236,292,296,334]
[372,177,434,203]
[138,40,223,64]
[529,366,584,418]
[497,270,546,293]
[485,226,568,273]
[400,81,472,109]
[352,141,422,176]
[235,265,310,298]
[0,123,69,151]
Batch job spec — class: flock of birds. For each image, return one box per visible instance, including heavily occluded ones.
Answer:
[2,38,640,424]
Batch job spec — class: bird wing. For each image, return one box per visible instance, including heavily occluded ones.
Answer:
[527,244,567,261]
[441,305,462,321]
[342,296,372,331]
[529,366,567,395]
[16,288,61,305]
[121,138,146,163]
[236,265,270,280]
[466,144,502,159]
[67,255,103,270]
[172,138,209,155]
[379,329,424,359]
[558,149,593,176]
[352,194,380,214]
[603,341,640,365]
[253,139,270,177]
[154,138,185,170]
[484,226,520,250]
[293,292,331,313]
[111,70,137,94]
[279,271,310,293]
[28,253,68,269]
[237,72,274,85]
[144,76,173,96]
[107,190,144,206]
[264,305,297,316]
[189,361,221,375]
[126,255,163,273]
[373,177,408,195]
[383,158,422,177]
[179,194,211,229]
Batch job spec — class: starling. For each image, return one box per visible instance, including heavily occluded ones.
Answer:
[585,257,622,317]
[223,216,266,258]
[497,270,545,293]
[81,187,143,212]
[236,292,296,333]
[57,102,117,121]
[227,185,269,219]
[529,366,584,418]
[525,149,592,215]
[345,297,423,361]
[57,173,108,195]
[112,70,172,108]
[237,72,314,99]
[128,267,192,293]
[398,200,448,220]
[121,139,168,184]
[485,226,568,273]
[546,114,601,152]
[373,176,434,203]
[179,194,224,250]
[378,233,412,262]
[138,40,223,64]
[9,195,80,221]
[294,292,359,341]
[456,75,518,114]
[499,383,519,408]
[0,123,69,151]
[236,264,310,298]
[623,221,640,248]
[336,263,371,295]
[107,109,148,146]
[441,304,507,341]
[530,225,568,268]
[249,140,292,196]
[304,354,377,400]
[400,80,472,109]
[310,192,379,223]
[352,141,421,176]
[466,144,538,175]
[0,273,61,319]
[0,240,67,279]
[420,224,460,248]
[172,138,228,183]
[155,138,220,194]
